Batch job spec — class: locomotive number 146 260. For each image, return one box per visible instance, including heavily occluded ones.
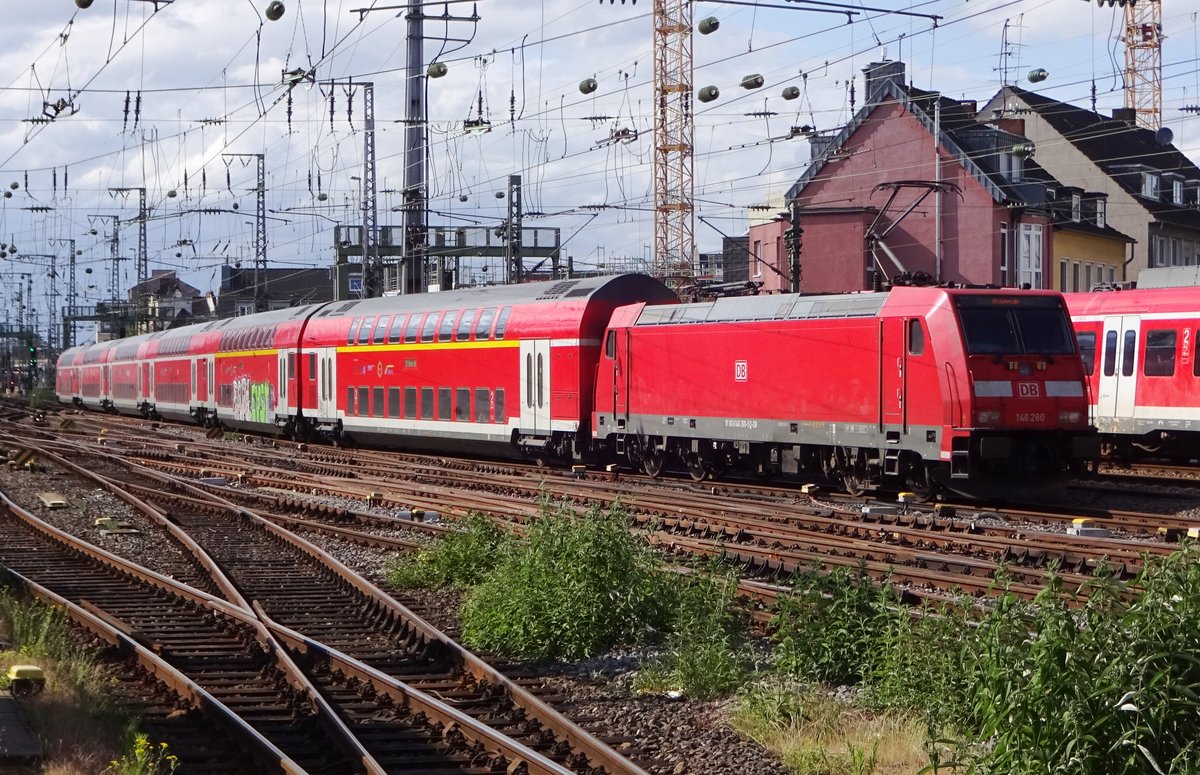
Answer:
[1016,412,1046,423]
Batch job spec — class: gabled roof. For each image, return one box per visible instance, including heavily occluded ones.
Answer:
[1002,86,1200,229]
[786,67,1053,209]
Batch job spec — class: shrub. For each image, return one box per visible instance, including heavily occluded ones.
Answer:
[461,502,668,660]
[386,513,510,589]
[635,568,748,698]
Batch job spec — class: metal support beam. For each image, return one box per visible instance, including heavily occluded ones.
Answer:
[505,175,523,284]
[224,153,268,310]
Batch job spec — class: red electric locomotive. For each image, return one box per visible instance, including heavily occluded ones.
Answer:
[1066,287,1200,460]
[592,285,1098,498]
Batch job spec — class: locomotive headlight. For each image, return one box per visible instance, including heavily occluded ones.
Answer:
[1058,410,1083,424]
[975,410,1002,426]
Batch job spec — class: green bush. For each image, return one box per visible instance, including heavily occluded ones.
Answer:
[635,569,748,698]
[461,502,668,660]
[386,513,510,589]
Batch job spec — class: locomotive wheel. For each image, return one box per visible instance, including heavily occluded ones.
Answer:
[685,454,707,482]
[642,451,665,478]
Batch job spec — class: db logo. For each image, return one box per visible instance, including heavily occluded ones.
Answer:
[1017,382,1041,398]
[734,360,748,382]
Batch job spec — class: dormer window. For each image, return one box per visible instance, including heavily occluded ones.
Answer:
[1174,178,1184,205]
[1142,173,1160,199]
[1071,194,1081,222]
[1095,199,1106,229]
[999,151,1024,183]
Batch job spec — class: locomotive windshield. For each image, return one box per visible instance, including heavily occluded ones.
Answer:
[954,296,1076,356]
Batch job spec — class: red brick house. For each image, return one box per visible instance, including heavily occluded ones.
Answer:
[751,60,1124,293]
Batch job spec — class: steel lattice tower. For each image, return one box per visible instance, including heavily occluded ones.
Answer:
[1124,0,1163,130]
[652,0,695,285]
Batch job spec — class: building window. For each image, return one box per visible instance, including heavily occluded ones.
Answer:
[1018,223,1044,289]
[1174,179,1185,205]
[999,224,1010,286]
[1095,199,1106,229]
[1072,261,1080,292]
[752,240,762,278]
[1142,173,1160,200]
[237,303,254,316]
[1071,194,1081,222]
[1059,259,1068,292]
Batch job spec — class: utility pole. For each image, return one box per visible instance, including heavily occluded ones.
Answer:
[505,174,524,284]
[223,153,268,310]
[50,238,77,348]
[402,5,428,294]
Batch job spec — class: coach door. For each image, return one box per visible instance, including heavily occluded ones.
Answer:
[316,348,337,419]
[520,340,551,434]
[1098,316,1140,423]
[277,351,288,413]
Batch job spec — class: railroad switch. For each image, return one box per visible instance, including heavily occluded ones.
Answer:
[6,665,44,698]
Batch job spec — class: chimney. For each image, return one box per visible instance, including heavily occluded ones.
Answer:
[862,60,906,107]
[994,118,1026,136]
[958,100,977,115]
[1111,107,1137,125]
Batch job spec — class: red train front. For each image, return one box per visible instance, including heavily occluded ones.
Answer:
[593,285,1098,498]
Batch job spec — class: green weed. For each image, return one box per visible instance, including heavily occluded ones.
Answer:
[386,513,510,588]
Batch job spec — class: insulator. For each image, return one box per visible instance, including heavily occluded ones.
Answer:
[782,86,801,100]
[1027,68,1049,83]
[698,17,719,35]
[697,85,720,103]
[740,74,765,90]
[579,78,598,95]
[265,1,285,21]
[428,62,449,79]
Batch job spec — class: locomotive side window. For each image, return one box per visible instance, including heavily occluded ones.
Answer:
[1103,331,1118,376]
[405,314,422,344]
[388,314,407,344]
[475,388,490,422]
[475,308,496,340]
[605,330,616,359]
[373,316,390,344]
[421,387,434,419]
[421,313,440,343]
[1121,330,1137,377]
[457,310,477,342]
[358,317,376,345]
[1076,332,1096,376]
[1144,330,1177,377]
[347,318,361,345]
[495,307,512,339]
[907,319,925,356]
[438,388,452,420]
[438,312,458,342]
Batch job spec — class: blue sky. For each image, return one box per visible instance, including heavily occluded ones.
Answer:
[1,0,1199,342]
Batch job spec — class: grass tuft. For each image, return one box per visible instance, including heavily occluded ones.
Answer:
[386,513,510,589]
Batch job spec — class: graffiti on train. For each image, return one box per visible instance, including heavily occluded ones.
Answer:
[232,377,273,423]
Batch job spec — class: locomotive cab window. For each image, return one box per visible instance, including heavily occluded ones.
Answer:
[954,296,1075,356]
[907,319,925,356]
[1076,332,1097,376]
[605,330,616,359]
[1144,329,1177,377]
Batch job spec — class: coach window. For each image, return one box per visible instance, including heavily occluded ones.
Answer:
[1121,330,1137,377]
[1076,332,1096,376]
[456,310,477,342]
[372,386,385,417]
[373,316,390,344]
[388,387,400,418]
[358,317,376,345]
[537,353,545,408]
[1144,330,1177,377]
[475,388,490,422]
[907,319,925,356]
[605,331,616,359]
[494,388,505,422]
[495,306,512,339]
[405,387,417,418]
[456,388,471,420]
[421,387,434,419]
[388,314,407,344]
[287,354,295,381]
[347,318,361,345]
[405,313,423,344]
[347,386,356,415]
[1103,331,1118,376]
[421,312,440,343]
[357,386,369,416]
[438,387,452,420]
[475,308,496,340]
[526,354,533,407]
[438,311,459,342]
[308,353,316,381]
